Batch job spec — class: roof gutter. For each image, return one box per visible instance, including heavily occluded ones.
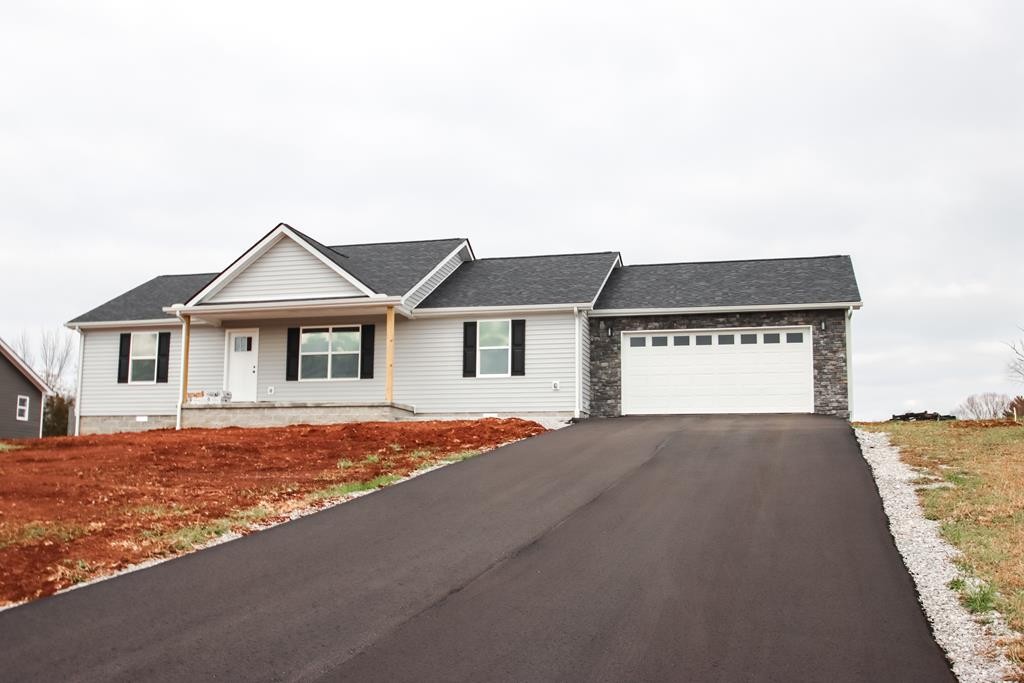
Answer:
[163,296,404,317]
[410,302,594,318]
[67,319,181,330]
[589,301,864,317]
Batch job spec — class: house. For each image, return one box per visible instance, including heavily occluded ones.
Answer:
[0,337,52,439]
[67,224,862,435]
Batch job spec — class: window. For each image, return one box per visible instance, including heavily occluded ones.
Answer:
[741,334,757,345]
[233,336,253,352]
[763,333,781,344]
[15,395,29,421]
[629,336,646,348]
[673,336,689,346]
[718,334,735,345]
[299,326,361,380]
[651,336,668,347]
[786,332,804,344]
[695,335,712,346]
[478,320,511,376]
[129,332,159,383]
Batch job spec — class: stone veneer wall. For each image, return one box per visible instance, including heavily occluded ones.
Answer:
[589,309,850,419]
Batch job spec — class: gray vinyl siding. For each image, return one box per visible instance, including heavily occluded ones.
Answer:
[79,327,181,416]
[579,311,591,414]
[206,236,366,303]
[0,354,42,439]
[405,250,464,309]
[393,312,577,414]
[185,325,227,395]
[77,313,581,419]
[253,317,386,403]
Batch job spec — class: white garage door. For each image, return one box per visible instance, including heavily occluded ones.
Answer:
[621,327,814,415]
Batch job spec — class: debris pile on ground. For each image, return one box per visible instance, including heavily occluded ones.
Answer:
[0,418,545,605]
[890,411,956,422]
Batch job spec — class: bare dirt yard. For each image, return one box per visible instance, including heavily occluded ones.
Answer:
[859,419,1024,675]
[0,418,545,606]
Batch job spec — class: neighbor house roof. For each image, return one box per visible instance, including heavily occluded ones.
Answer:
[69,273,218,324]
[593,255,861,310]
[418,252,621,308]
[0,337,53,395]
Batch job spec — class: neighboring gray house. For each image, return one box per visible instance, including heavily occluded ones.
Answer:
[68,224,862,435]
[0,337,51,439]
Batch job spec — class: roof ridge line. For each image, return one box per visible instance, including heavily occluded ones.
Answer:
[622,254,850,267]
[469,251,620,262]
[328,237,467,249]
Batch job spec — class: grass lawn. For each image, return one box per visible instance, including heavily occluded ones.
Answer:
[858,420,1024,667]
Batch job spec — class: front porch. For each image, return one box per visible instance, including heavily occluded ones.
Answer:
[173,299,404,429]
[181,400,416,429]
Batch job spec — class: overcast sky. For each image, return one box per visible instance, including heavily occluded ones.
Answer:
[2,1,1022,419]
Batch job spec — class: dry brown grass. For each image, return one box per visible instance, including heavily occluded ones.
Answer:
[859,420,1024,675]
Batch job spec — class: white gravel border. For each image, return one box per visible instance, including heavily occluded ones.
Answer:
[856,429,1015,683]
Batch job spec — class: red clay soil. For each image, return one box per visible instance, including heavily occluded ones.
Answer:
[0,418,545,605]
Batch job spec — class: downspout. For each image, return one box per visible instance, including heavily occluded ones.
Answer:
[573,306,581,419]
[73,326,84,436]
[846,307,854,419]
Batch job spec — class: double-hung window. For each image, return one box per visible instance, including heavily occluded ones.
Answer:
[15,395,29,421]
[299,326,361,380]
[129,332,159,383]
[478,320,511,376]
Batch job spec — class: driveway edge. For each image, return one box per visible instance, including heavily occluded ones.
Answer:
[855,429,1012,683]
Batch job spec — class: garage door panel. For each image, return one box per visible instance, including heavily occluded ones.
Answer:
[621,326,813,415]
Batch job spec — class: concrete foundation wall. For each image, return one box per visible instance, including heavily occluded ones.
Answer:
[79,414,177,435]
[182,404,413,429]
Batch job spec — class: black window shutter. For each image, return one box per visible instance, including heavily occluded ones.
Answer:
[511,319,526,376]
[286,328,300,381]
[462,322,477,377]
[117,333,131,383]
[360,325,375,379]
[156,332,171,383]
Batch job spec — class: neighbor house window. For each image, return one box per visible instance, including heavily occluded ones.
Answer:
[299,326,361,380]
[129,332,159,383]
[15,395,29,421]
[478,320,511,376]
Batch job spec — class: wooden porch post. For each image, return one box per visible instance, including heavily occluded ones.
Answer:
[180,314,192,406]
[385,305,395,402]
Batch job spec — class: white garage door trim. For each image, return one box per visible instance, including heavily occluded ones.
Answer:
[621,325,814,415]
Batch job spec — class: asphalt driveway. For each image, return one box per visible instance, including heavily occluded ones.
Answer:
[0,415,952,682]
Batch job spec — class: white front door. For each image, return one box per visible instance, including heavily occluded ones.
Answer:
[227,329,259,402]
[621,326,814,415]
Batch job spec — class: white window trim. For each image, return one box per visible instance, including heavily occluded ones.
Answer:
[128,331,159,385]
[476,319,512,378]
[16,395,29,421]
[298,324,362,382]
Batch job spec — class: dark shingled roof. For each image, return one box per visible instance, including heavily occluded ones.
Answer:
[594,255,861,310]
[326,238,467,295]
[68,234,469,323]
[68,273,217,324]
[285,226,466,295]
[418,252,621,308]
